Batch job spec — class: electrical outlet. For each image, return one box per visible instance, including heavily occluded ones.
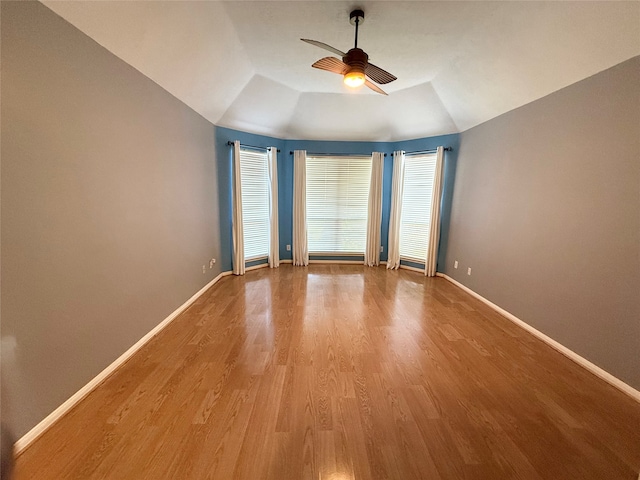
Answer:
[286,244,291,251]
[454,260,458,269]
[202,265,206,274]
[380,246,384,253]
[467,267,472,275]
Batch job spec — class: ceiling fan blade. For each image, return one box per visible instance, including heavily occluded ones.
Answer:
[365,79,387,96]
[365,62,397,85]
[312,57,350,75]
[301,39,346,57]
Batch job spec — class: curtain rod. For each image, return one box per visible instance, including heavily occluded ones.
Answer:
[289,151,387,157]
[227,141,280,153]
[286,147,453,156]
[403,147,453,156]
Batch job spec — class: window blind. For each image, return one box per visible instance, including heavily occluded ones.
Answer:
[306,155,372,254]
[240,149,270,260]
[399,153,437,262]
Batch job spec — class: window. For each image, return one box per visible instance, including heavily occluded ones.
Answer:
[399,153,437,262]
[306,155,372,254]
[239,148,270,260]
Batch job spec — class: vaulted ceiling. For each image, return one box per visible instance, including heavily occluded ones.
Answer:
[42,1,640,142]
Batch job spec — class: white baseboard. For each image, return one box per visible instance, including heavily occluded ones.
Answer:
[14,270,233,455]
[437,273,640,403]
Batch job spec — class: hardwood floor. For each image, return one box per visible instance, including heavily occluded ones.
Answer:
[14,265,640,479]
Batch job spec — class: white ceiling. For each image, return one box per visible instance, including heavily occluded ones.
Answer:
[42,1,640,142]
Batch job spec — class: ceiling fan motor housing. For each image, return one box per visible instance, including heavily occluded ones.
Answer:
[343,48,368,77]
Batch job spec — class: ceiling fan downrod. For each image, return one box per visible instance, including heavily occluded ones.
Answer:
[349,9,365,49]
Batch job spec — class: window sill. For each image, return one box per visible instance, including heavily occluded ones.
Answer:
[400,256,426,264]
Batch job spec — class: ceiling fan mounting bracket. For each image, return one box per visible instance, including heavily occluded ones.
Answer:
[349,9,364,26]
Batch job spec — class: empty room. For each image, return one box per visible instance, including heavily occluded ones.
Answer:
[1,1,639,479]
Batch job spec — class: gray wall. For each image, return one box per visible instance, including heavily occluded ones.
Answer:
[1,2,223,437]
[444,57,640,390]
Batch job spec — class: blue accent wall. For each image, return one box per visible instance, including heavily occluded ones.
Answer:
[214,127,286,272]
[215,126,459,271]
[391,134,460,270]
[282,139,395,261]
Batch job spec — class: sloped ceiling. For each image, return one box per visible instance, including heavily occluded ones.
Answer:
[42,1,640,141]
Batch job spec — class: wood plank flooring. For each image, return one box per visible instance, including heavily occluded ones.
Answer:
[14,265,640,479]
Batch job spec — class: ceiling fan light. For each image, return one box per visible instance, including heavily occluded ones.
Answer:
[344,70,365,88]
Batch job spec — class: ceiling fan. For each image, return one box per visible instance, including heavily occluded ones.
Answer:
[302,9,397,95]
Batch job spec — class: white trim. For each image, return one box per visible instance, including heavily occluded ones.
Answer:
[281,259,293,264]
[437,273,640,404]
[14,271,233,455]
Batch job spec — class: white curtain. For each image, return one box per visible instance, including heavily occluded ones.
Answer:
[267,147,280,268]
[386,150,405,270]
[425,146,445,276]
[365,152,384,266]
[232,140,245,275]
[293,150,309,266]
